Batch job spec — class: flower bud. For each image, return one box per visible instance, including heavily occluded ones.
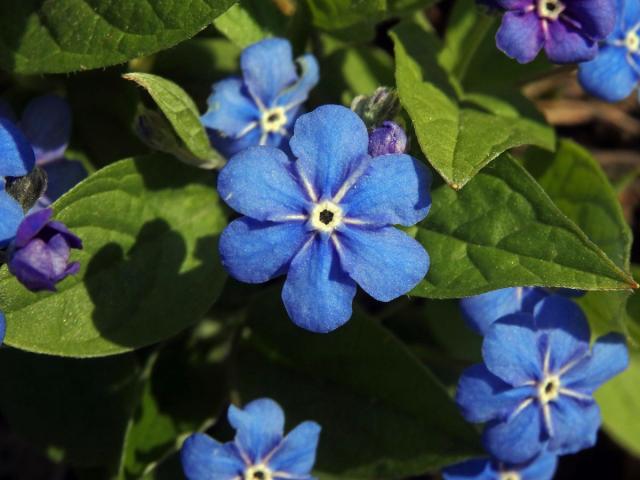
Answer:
[368,121,408,157]
[351,87,400,128]
[8,208,82,292]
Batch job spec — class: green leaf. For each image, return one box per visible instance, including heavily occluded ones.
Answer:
[0,153,227,357]
[596,350,640,458]
[0,349,139,469]
[214,0,289,48]
[124,72,225,169]
[0,0,236,74]
[237,291,481,479]
[524,141,636,339]
[391,19,554,188]
[118,319,231,479]
[412,154,636,298]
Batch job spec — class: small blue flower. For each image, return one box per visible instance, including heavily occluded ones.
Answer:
[579,0,640,101]
[201,38,319,158]
[7,208,83,292]
[492,0,616,64]
[0,117,35,247]
[456,295,628,463]
[181,398,321,480]
[0,96,87,207]
[217,105,431,332]
[368,121,408,157]
[460,287,583,335]
[443,452,557,480]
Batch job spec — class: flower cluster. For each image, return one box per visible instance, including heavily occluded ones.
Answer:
[444,291,629,478]
[0,96,84,344]
[181,398,321,480]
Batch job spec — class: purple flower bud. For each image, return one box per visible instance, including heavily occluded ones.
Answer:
[7,208,82,292]
[368,121,408,157]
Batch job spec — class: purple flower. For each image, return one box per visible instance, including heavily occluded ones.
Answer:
[579,0,640,102]
[0,96,87,208]
[456,295,629,463]
[368,121,408,156]
[181,398,321,480]
[7,208,83,292]
[201,38,319,158]
[217,105,431,333]
[493,0,616,64]
[443,452,558,480]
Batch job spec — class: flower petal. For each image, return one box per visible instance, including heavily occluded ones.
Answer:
[0,189,24,247]
[228,398,285,463]
[533,296,590,373]
[565,0,616,39]
[483,313,542,385]
[219,217,309,284]
[180,433,244,480]
[201,77,260,137]
[456,364,535,423]
[282,234,357,333]
[623,0,640,31]
[460,287,547,335]
[275,54,320,109]
[210,126,263,159]
[217,146,309,221]
[547,397,600,455]
[335,225,429,302]
[0,311,5,345]
[21,95,71,165]
[267,421,321,475]
[482,401,544,464]
[0,118,35,177]
[14,208,51,247]
[563,333,629,393]
[442,457,493,480]
[578,45,638,102]
[496,11,545,64]
[520,452,558,480]
[290,105,369,199]
[340,153,431,227]
[40,158,88,205]
[544,19,598,64]
[241,38,298,107]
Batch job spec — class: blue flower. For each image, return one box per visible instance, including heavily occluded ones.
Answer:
[7,208,83,292]
[181,398,321,480]
[443,452,557,480]
[217,105,431,333]
[492,0,616,64]
[201,38,319,158]
[456,295,628,463]
[460,287,583,335]
[0,96,87,207]
[579,0,640,101]
[368,121,408,157]
[0,117,35,247]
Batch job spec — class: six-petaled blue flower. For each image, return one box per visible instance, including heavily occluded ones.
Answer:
[0,95,87,208]
[579,0,640,102]
[492,0,616,64]
[201,38,319,158]
[456,295,628,463]
[443,451,558,480]
[217,105,431,333]
[460,287,583,335]
[7,208,83,292]
[181,398,321,480]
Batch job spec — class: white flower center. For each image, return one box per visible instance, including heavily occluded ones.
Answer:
[626,30,640,53]
[244,464,273,480]
[537,374,561,404]
[538,0,565,20]
[310,200,343,232]
[499,472,521,480]
[260,107,288,134]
